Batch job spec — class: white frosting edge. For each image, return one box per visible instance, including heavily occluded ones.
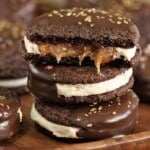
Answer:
[0,77,27,88]
[31,103,80,138]
[24,36,137,61]
[56,68,133,97]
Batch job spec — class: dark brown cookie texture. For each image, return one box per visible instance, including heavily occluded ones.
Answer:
[0,88,22,140]
[0,0,36,23]
[31,90,139,139]
[134,54,150,102]
[26,8,139,47]
[28,63,134,104]
[0,19,28,94]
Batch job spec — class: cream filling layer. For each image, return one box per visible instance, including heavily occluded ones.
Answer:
[56,68,133,97]
[0,77,27,88]
[31,103,80,138]
[24,36,137,61]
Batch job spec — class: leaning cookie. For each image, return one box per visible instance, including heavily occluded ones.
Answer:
[31,90,139,140]
[0,19,28,95]
[0,88,22,140]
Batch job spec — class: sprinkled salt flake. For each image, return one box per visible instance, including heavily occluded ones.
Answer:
[109,18,115,23]
[66,12,72,16]
[128,101,132,104]
[112,111,117,115]
[118,103,121,106]
[84,16,92,22]
[128,105,131,108]
[87,123,93,127]
[123,20,129,24]
[97,16,100,19]
[48,14,52,17]
[78,21,82,25]
[90,23,95,27]
[84,113,88,117]
[0,103,4,107]
[0,96,5,100]
[108,104,111,107]
[6,105,10,110]
[45,65,53,70]
[90,108,96,112]
[98,106,102,111]
[117,21,122,24]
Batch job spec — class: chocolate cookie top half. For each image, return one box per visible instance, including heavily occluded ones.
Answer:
[26,8,139,47]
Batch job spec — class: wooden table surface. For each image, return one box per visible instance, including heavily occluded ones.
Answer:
[0,94,150,149]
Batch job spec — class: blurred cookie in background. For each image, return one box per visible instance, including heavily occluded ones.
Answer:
[0,0,36,23]
[133,49,150,102]
[0,19,28,95]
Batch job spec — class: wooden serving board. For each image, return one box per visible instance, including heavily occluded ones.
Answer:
[0,94,150,149]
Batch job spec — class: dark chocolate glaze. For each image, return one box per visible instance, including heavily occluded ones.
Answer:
[26,8,139,47]
[35,90,139,139]
[28,63,134,104]
[0,89,20,140]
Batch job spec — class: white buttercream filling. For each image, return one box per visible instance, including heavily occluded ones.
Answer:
[0,77,27,88]
[24,36,137,61]
[31,103,80,138]
[56,68,133,97]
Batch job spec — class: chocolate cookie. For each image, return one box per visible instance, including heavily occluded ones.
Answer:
[28,63,134,104]
[0,19,28,95]
[134,53,150,102]
[31,90,139,140]
[0,88,22,140]
[23,8,140,73]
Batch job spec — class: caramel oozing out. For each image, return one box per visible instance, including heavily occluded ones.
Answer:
[38,43,117,74]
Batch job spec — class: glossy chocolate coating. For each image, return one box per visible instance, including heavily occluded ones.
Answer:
[26,8,139,48]
[35,90,139,139]
[0,93,20,140]
[28,63,133,104]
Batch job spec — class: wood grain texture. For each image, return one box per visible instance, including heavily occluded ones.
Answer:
[0,94,150,149]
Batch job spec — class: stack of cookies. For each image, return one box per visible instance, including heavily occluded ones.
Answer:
[23,8,140,140]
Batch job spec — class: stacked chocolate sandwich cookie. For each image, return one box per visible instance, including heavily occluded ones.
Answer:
[23,8,140,140]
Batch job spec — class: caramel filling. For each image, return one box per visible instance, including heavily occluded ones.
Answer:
[38,43,117,74]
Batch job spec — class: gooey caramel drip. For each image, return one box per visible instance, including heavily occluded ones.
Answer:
[38,43,117,74]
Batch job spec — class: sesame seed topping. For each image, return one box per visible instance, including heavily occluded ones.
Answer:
[123,20,129,24]
[87,123,93,127]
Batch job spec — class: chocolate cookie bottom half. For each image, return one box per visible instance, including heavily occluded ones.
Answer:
[28,63,134,104]
[31,90,139,140]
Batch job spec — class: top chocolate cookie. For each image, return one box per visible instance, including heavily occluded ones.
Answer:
[26,8,139,47]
